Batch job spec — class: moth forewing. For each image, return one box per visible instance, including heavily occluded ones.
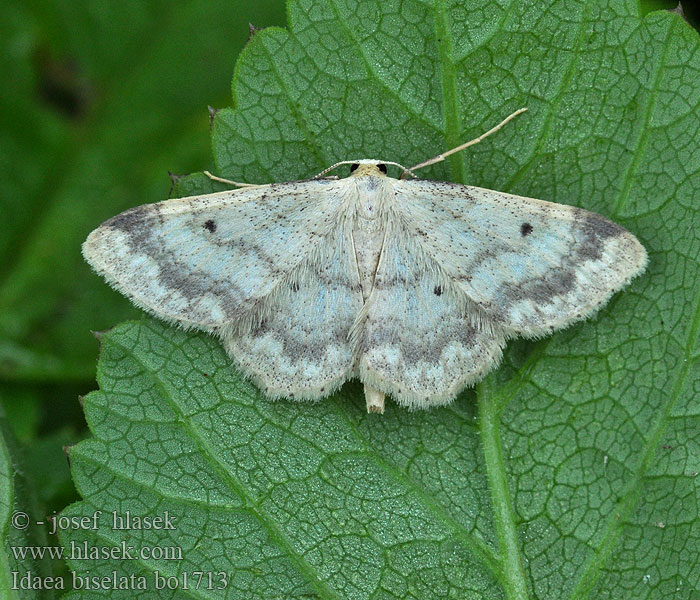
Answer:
[391,180,648,338]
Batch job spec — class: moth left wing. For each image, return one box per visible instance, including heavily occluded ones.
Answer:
[83,179,349,331]
[392,180,647,337]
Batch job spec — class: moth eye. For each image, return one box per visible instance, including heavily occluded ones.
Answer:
[377,164,388,174]
[350,163,360,172]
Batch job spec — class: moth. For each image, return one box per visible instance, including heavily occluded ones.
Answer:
[83,109,647,413]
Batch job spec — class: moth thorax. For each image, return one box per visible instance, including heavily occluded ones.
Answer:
[353,177,385,220]
[352,212,385,302]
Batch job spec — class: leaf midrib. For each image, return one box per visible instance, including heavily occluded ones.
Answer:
[430,0,531,598]
[106,329,505,596]
[433,0,465,183]
[471,11,688,600]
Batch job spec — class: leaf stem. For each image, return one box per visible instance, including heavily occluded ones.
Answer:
[433,0,466,183]
[478,382,530,600]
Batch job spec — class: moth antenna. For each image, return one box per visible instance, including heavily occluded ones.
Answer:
[397,165,419,180]
[314,161,353,178]
[383,161,418,180]
[409,107,528,172]
[203,171,260,188]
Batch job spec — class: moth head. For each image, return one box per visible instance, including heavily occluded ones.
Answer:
[349,161,388,177]
[314,159,418,180]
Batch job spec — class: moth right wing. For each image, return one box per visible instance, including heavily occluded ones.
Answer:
[82,179,350,331]
[392,180,647,337]
[357,219,506,409]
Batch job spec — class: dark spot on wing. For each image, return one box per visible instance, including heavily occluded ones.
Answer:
[100,204,245,321]
[580,211,625,239]
[521,222,533,236]
[574,209,626,262]
[433,285,442,296]
[204,219,217,233]
[104,205,151,234]
[290,282,299,292]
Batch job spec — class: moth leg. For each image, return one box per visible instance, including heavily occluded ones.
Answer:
[364,385,385,414]
[203,170,262,188]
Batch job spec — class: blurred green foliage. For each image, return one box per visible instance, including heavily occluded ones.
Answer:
[0,0,285,562]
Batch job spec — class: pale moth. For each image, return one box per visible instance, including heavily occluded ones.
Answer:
[83,109,647,414]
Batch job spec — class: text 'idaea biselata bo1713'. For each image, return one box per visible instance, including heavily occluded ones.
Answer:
[82,109,647,414]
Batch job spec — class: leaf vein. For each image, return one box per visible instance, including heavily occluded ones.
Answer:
[106,335,343,600]
[433,0,466,182]
[325,0,441,134]
[504,2,590,192]
[257,40,330,170]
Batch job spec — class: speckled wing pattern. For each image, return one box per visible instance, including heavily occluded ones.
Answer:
[83,166,647,412]
[83,179,348,330]
[357,219,506,409]
[223,220,363,400]
[393,180,647,338]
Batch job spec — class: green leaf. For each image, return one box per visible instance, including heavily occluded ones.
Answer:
[64,320,501,599]
[0,409,54,599]
[64,1,700,598]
